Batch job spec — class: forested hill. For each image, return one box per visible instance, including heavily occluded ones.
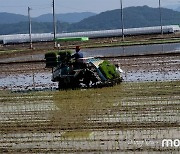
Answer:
[68,6,180,31]
[0,6,180,35]
[0,12,96,25]
[34,12,96,23]
[0,12,28,24]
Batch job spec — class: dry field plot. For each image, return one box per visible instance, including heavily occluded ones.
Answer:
[0,81,179,153]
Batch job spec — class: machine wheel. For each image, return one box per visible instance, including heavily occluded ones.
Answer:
[83,69,99,87]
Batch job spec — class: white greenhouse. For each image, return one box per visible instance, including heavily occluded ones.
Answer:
[0,25,179,44]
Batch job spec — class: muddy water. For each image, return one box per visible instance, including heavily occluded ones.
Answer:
[0,81,179,152]
[0,69,179,90]
[0,73,57,90]
[0,50,180,152]
[0,43,180,63]
[84,43,180,57]
[0,43,179,90]
[0,55,179,90]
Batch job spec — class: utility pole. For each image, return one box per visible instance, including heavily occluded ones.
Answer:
[28,7,33,49]
[120,0,124,41]
[159,0,163,35]
[52,0,57,48]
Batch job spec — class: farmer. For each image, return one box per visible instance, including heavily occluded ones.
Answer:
[71,46,83,60]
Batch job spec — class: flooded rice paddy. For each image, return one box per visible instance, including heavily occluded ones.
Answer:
[0,49,180,152]
[0,55,179,90]
[0,81,179,153]
[1,43,180,63]
[84,43,180,57]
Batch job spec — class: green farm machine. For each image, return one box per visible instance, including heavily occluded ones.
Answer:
[45,37,123,89]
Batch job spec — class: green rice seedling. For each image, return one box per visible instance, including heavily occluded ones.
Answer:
[99,60,119,80]
[45,51,57,68]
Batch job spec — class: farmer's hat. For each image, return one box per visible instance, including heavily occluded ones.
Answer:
[76,46,80,51]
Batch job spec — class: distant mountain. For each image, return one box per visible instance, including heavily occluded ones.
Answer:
[0,6,180,35]
[0,12,96,24]
[68,6,180,32]
[164,5,180,12]
[34,12,96,23]
[0,21,70,35]
[0,12,28,24]
[175,7,180,12]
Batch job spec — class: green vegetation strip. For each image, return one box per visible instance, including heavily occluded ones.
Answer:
[55,37,89,42]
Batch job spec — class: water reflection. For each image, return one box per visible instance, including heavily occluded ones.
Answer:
[0,69,179,90]
[84,43,180,57]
